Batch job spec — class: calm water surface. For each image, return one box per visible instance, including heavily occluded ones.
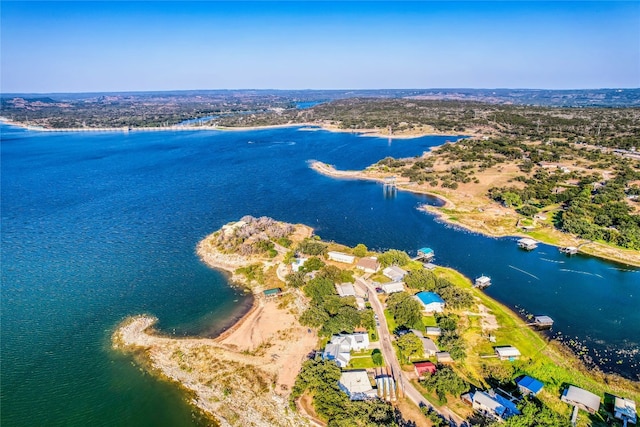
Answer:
[1,125,638,426]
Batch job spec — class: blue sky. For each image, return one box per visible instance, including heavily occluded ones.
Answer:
[1,1,638,93]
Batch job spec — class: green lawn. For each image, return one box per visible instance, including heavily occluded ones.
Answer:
[383,309,397,333]
[348,349,385,369]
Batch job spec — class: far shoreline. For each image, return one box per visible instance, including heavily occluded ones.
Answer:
[310,160,640,268]
[0,116,467,140]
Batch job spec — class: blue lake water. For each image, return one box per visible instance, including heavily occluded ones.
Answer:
[1,124,638,426]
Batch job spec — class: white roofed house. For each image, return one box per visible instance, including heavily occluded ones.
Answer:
[380,281,405,294]
[322,332,370,367]
[338,370,378,401]
[469,390,521,420]
[335,282,356,297]
[382,266,408,282]
[328,251,355,264]
[561,385,601,426]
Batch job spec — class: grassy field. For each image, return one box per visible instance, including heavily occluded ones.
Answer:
[348,349,385,369]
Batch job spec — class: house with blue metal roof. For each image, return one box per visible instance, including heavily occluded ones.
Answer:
[414,291,445,313]
[516,375,544,396]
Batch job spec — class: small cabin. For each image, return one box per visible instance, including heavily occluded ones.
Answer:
[328,251,356,264]
[494,346,521,361]
[516,375,544,396]
[561,385,600,414]
[382,266,408,282]
[381,281,405,294]
[425,327,442,337]
[517,238,538,250]
[436,351,453,363]
[474,275,491,288]
[335,283,356,297]
[414,361,437,379]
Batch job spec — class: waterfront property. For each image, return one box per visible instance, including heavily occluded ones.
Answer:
[474,275,491,289]
[515,375,544,396]
[380,281,405,294]
[336,282,356,297]
[328,251,355,264]
[517,238,538,250]
[423,262,436,271]
[356,257,380,274]
[416,247,435,261]
[420,336,439,357]
[560,246,579,255]
[323,333,370,367]
[494,346,521,361]
[464,390,521,421]
[338,370,378,401]
[262,288,282,298]
[414,291,445,313]
[613,396,637,426]
[561,385,601,416]
[413,361,437,379]
[382,266,408,282]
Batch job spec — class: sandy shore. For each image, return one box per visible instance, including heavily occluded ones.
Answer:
[112,222,317,427]
[310,161,640,267]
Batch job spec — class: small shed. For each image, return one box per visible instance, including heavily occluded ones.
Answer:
[414,361,437,378]
[263,288,282,298]
[420,336,439,357]
[423,262,437,271]
[338,370,377,401]
[517,238,538,250]
[561,385,601,414]
[516,375,544,396]
[436,351,453,363]
[614,396,637,425]
[494,346,521,361]
[383,266,408,282]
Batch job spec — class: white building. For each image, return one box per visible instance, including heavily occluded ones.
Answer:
[381,281,404,294]
[328,251,355,264]
[414,291,445,313]
[322,333,370,367]
[338,370,378,400]
[494,346,521,361]
[382,266,408,282]
[336,282,356,297]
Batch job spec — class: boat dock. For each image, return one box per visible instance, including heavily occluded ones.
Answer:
[530,315,554,329]
[517,238,538,251]
[560,246,578,255]
[474,275,491,289]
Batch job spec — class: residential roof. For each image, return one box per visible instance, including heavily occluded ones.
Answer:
[336,282,356,297]
[420,337,439,354]
[534,315,554,324]
[494,346,521,357]
[436,351,453,362]
[562,386,600,412]
[425,327,442,336]
[356,257,380,271]
[518,238,538,245]
[383,266,408,280]
[381,281,405,293]
[418,247,434,255]
[473,391,520,419]
[339,370,374,394]
[413,361,436,374]
[263,288,282,296]
[415,291,444,305]
[614,397,637,422]
[516,376,544,394]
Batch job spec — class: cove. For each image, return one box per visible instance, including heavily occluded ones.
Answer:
[1,124,638,427]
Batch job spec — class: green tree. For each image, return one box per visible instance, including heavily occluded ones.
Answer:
[353,243,368,257]
[286,271,306,288]
[396,333,423,362]
[422,366,468,402]
[300,256,325,273]
[386,292,422,329]
[377,249,411,267]
[404,269,437,290]
[371,349,384,366]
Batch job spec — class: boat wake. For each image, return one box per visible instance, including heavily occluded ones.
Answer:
[508,265,540,280]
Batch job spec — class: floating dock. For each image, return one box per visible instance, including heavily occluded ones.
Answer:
[532,315,554,329]
[517,238,538,250]
[474,275,492,289]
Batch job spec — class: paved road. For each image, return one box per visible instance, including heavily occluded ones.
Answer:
[354,277,466,427]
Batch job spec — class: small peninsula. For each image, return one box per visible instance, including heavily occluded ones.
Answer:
[113,216,639,427]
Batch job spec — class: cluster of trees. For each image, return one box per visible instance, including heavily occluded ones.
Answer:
[420,366,469,402]
[298,267,374,337]
[290,358,398,426]
[488,398,571,427]
[386,292,422,330]
[376,249,411,268]
[435,313,466,360]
